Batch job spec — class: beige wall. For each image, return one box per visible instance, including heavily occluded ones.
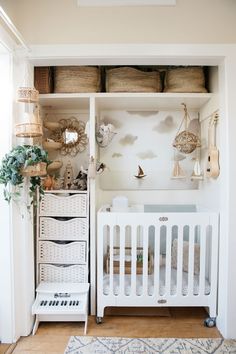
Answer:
[0,0,236,45]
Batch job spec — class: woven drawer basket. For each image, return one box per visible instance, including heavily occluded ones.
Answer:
[106,67,162,93]
[39,193,87,217]
[34,67,53,94]
[54,66,101,93]
[40,217,87,241]
[38,241,86,264]
[39,264,87,283]
[164,67,207,93]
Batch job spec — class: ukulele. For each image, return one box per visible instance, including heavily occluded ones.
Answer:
[206,113,220,178]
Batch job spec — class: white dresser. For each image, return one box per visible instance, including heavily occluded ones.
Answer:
[36,190,89,284]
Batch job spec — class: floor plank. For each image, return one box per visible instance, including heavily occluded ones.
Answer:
[7,308,221,354]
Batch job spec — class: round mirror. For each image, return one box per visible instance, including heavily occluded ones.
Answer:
[63,129,79,145]
[51,117,88,156]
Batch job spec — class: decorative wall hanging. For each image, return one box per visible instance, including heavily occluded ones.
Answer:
[173,103,201,154]
[171,160,186,179]
[50,117,88,157]
[96,123,116,148]
[206,113,220,178]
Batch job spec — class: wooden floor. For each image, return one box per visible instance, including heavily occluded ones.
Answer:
[0,308,221,354]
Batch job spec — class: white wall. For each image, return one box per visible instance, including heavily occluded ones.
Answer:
[0,47,14,344]
[0,0,236,44]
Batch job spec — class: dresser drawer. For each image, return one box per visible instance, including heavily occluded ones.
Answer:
[39,193,87,217]
[39,217,87,241]
[38,241,86,264]
[39,264,87,283]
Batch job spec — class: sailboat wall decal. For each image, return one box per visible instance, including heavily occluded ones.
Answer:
[134,165,146,179]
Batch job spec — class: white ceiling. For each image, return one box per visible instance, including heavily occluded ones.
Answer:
[77,0,176,6]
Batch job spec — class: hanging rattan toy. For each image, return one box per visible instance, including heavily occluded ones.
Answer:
[173,103,201,154]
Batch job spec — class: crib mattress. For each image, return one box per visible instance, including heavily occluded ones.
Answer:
[103,267,211,296]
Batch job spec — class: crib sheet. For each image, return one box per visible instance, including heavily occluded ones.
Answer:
[103,266,211,296]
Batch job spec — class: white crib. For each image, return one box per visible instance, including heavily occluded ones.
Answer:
[97,204,219,326]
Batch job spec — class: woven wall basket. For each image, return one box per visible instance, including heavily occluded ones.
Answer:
[17,87,39,103]
[106,67,162,93]
[164,67,207,93]
[21,162,47,177]
[54,66,101,93]
[15,123,43,138]
[42,140,62,150]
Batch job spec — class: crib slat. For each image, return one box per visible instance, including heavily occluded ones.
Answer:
[199,225,206,296]
[188,226,195,296]
[131,225,137,296]
[142,226,149,296]
[165,226,172,296]
[109,225,114,296]
[120,226,125,296]
[176,226,183,296]
[153,225,160,297]
[97,221,105,297]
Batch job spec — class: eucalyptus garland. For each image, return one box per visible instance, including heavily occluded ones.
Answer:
[0,145,50,204]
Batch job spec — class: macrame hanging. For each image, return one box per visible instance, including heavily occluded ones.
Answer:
[173,103,201,154]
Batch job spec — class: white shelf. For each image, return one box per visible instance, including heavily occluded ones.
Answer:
[39,92,213,111]
[39,93,90,110]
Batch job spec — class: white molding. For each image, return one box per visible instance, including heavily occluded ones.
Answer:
[78,0,176,6]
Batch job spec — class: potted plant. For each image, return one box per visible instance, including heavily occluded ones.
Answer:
[0,145,50,204]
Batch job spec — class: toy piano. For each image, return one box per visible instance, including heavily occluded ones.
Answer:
[32,282,89,335]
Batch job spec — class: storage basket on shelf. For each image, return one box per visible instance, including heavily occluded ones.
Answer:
[105,246,153,275]
[39,217,88,241]
[38,241,86,264]
[39,193,87,217]
[164,67,207,93]
[21,162,47,177]
[39,264,87,283]
[106,67,162,93]
[54,66,101,93]
[34,67,53,94]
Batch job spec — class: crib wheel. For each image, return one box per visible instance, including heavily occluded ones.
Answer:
[204,317,216,328]
[96,317,103,324]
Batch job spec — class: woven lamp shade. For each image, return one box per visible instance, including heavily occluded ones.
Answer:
[15,111,43,138]
[17,87,39,103]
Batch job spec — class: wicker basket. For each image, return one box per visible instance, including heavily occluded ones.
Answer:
[47,161,63,173]
[15,122,43,138]
[39,193,87,217]
[21,162,47,177]
[17,87,39,103]
[106,67,162,93]
[39,264,87,283]
[164,67,207,93]
[38,240,86,264]
[42,140,62,150]
[105,246,153,274]
[39,217,87,241]
[34,67,53,94]
[54,66,101,93]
